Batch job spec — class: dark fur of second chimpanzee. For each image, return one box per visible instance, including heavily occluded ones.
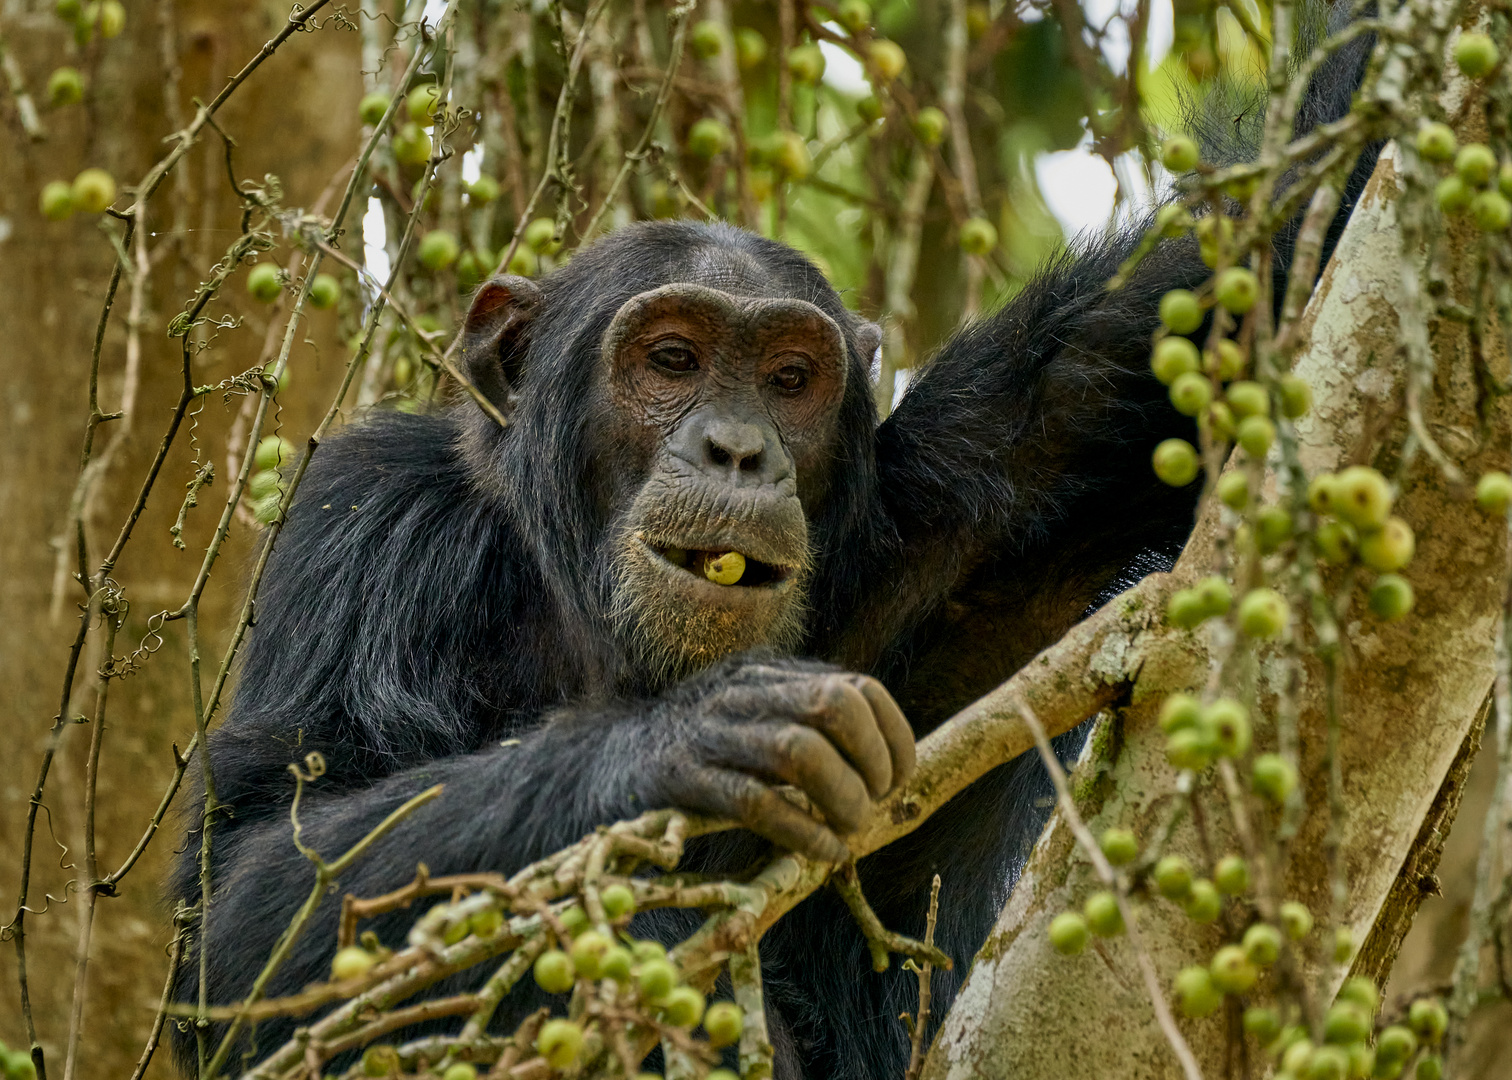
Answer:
[170,25,1379,1079]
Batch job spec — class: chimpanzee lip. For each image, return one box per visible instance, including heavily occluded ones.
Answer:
[636,536,799,590]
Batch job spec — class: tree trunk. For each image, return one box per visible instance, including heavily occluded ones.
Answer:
[921,68,1509,1080]
[0,4,357,1076]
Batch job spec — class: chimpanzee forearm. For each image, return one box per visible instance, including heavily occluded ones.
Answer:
[171,651,914,1062]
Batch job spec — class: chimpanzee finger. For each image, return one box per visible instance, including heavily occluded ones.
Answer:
[706,722,872,834]
[670,764,849,863]
[851,676,916,792]
[804,675,894,799]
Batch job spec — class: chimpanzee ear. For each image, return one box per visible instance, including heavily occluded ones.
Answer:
[853,319,883,366]
[461,275,541,410]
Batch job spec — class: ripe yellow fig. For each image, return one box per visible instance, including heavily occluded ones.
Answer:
[704,551,746,585]
[330,945,376,981]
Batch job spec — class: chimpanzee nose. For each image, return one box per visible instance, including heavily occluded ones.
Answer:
[704,418,766,473]
[668,408,792,488]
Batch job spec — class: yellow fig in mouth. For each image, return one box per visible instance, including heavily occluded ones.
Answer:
[702,551,746,585]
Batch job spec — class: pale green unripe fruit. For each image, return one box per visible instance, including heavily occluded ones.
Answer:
[533,948,574,992]
[1207,339,1246,380]
[1415,122,1456,162]
[1214,854,1250,895]
[1166,588,1206,629]
[1153,439,1199,487]
[1279,900,1314,939]
[690,20,725,59]
[1375,1026,1418,1065]
[1279,373,1313,418]
[1194,575,1232,619]
[600,945,632,983]
[248,263,282,303]
[1217,470,1249,509]
[308,273,340,310]
[636,956,678,1000]
[1152,336,1201,384]
[1238,587,1288,638]
[47,66,84,106]
[1323,1002,1370,1045]
[1316,520,1357,564]
[1252,752,1298,804]
[466,175,500,204]
[1166,726,1213,770]
[1415,1056,1443,1080]
[1174,965,1222,1017]
[536,1019,583,1069]
[1455,143,1497,187]
[1453,32,1499,78]
[1257,504,1293,553]
[704,1000,744,1047]
[913,106,948,148]
[1158,693,1202,734]
[1476,471,1512,515]
[71,167,116,213]
[1184,879,1222,922]
[867,39,906,80]
[1225,380,1269,418]
[1471,191,1511,232]
[40,180,74,221]
[569,929,612,978]
[661,985,706,1027]
[254,435,294,471]
[1161,135,1200,172]
[687,117,734,158]
[330,945,376,980]
[1153,854,1193,899]
[838,0,872,32]
[1334,466,1392,530]
[1169,371,1213,416]
[1238,416,1276,458]
[1243,923,1282,965]
[1436,175,1473,214]
[1307,1046,1349,1080]
[1099,828,1138,865]
[1407,997,1447,1043]
[788,43,827,84]
[1159,289,1204,334]
[443,1064,478,1080]
[359,91,391,126]
[735,28,768,70]
[1338,975,1380,1014]
[1083,890,1123,936]
[418,230,460,271]
[392,123,432,166]
[959,217,998,256]
[1205,697,1251,758]
[601,883,636,919]
[1243,1005,1281,1041]
[407,84,442,123]
[1048,911,1090,955]
[1210,944,1259,993]
[1215,267,1259,314]
[1358,517,1414,572]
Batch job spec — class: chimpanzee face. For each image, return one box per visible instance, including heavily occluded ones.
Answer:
[597,281,851,677]
[456,224,878,683]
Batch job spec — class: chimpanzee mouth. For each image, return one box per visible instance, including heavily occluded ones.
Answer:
[640,540,797,589]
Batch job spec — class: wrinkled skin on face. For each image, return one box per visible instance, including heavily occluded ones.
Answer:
[598,282,850,679]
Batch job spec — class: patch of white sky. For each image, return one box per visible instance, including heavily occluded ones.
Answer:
[366,0,1178,282]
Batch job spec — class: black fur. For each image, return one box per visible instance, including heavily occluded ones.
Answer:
[170,36,1379,1080]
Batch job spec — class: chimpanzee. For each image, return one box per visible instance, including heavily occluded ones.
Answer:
[172,27,1378,1080]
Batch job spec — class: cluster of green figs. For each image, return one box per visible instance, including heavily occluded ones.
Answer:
[1047,824,1452,1080]
[332,883,744,1080]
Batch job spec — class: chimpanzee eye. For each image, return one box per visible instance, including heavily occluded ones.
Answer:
[771,365,809,393]
[648,344,699,373]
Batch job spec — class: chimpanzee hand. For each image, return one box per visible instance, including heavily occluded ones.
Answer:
[643,659,916,863]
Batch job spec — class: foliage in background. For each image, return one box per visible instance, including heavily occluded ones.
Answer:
[2,1,1511,1080]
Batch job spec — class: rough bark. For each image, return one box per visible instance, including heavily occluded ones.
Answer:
[920,106,1510,1080]
[0,4,358,1076]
